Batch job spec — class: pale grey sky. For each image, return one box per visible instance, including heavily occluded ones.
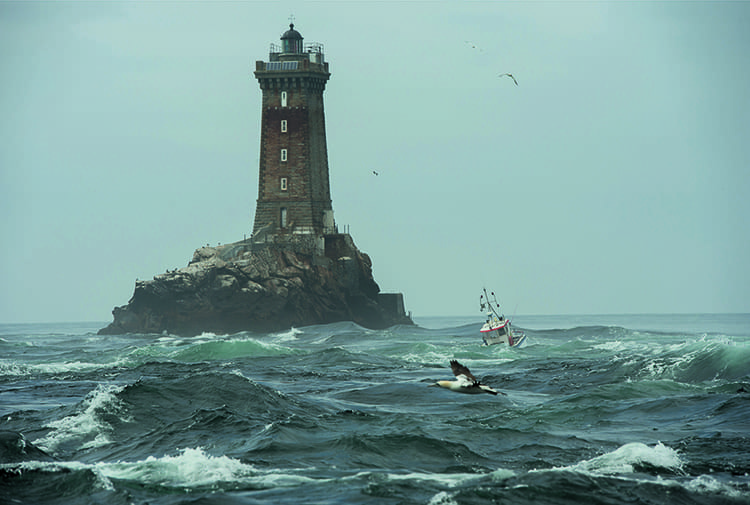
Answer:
[1,1,748,323]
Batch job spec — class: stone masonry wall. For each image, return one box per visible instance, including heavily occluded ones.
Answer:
[253,72,332,236]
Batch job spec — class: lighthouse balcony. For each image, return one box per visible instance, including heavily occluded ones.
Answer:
[269,41,325,62]
[256,59,329,74]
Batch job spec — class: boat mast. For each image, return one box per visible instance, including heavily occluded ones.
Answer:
[480,288,503,321]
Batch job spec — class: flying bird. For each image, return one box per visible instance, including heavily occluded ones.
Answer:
[464,40,483,52]
[429,360,504,395]
[372,170,379,176]
[499,73,518,86]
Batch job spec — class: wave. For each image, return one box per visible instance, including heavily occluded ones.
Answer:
[599,338,750,384]
[0,431,54,464]
[24,368,333,460]
[99,447,291,490]
[491,326,750,389]
[164,336,301,362]
[3,442,746,504]
[518,441,747,501]
[0,359,116,378]
[0,333,303,381]
[1,447,320,493]
[34,384,128,455]
[560,442,684,475]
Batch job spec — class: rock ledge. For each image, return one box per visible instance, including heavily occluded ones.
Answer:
[98,234,412,336]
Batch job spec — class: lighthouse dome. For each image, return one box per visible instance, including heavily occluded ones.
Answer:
[281,23,302,41]
[281,23,303,53]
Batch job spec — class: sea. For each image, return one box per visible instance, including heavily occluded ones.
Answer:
[1,313,749,505]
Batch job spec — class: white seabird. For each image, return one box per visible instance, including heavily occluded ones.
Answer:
[429,360,504,396]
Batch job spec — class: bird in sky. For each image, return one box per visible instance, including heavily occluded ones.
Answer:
[372,170,379,176]
[499,73,518,86]
[429,360,504,395]
[464,40,484,52]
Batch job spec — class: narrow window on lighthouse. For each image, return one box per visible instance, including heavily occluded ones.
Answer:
[281,149,287,162]
[280,207,288,228]
[280,177,288,191]
[281,120,287,132]
[281,91,287,107]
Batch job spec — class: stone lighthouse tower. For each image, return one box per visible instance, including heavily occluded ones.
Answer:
[252,23,334,252]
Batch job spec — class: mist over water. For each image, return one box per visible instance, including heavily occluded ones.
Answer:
[2,314,749,504]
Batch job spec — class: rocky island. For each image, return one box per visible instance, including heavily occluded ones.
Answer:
[99,235,411,336]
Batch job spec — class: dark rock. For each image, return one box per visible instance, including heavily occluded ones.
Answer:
[99,235,412,336]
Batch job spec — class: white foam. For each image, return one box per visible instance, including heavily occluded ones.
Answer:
[428,491,459,505]
[385,471,478,487]
[565,442,683,475]
[384,468,515,489]
[100,447,253,487]
[100,447,322,489]
[11,451,310,489]
[593,340,627,352]
[273,327,303,342]
[400,348,449,364]
[685,474,745,498]
[194,331,221,339]
[35,384,129,454]
[0,359,120,377]
[1,448,322,491]
[186,332,221,346]
[232,336,300,357]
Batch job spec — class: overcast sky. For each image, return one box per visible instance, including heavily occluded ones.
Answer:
[2,1,749,323]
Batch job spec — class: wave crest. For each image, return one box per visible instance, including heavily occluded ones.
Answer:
[565,442,683,475]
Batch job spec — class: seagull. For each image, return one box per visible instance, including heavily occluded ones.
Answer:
[372,170,379,176]
[429,360,504,395]
[499,73,518,86]
[464,40,483,52]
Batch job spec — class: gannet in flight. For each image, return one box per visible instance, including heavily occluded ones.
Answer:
[429,360,504,395]
[499,73,518,86]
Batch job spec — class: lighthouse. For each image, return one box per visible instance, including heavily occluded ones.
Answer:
[98,22,413,336]
[252,23,334,253]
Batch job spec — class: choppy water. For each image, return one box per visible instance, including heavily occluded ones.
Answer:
[1,314,749,504]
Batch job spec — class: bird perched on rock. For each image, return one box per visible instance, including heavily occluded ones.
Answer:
[429,360,504,395]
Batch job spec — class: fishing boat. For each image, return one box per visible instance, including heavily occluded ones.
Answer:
[479,288,526,347]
